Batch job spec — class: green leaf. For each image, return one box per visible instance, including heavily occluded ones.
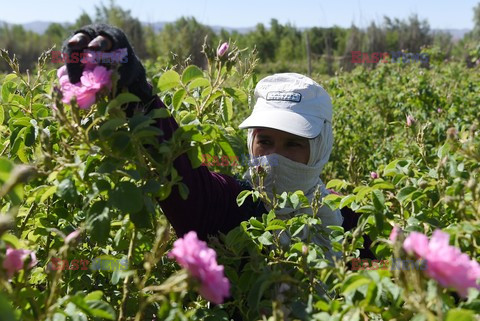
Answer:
[0,293,16,321]
[323,194,341,209]
[224,87,248,106]
[147,108,170,119]
[339,194,355,209]
[445,309,474,321]
[111,132,131,154]
[0,105,4,125]
[1,234,21,249]
[52,313,66,321]
[87,201,110,245]
[372,190,385,211]
[56,178,78,203]
[24,125,35,147]
[217,136,236,157]
[355,186,372,202]
[186,146,203,168]
[383,159,401,176]
[99,118,125,138]
[221,97,233,122]
[128,114,153,132]
[247,272,276,310]
[109,181,143,214]
[40,185,57,203]
[129,204,152,229]
[249,218,265,230]
[265,219,286,231]
[258,231,273,245]
[1,81,15,102]
[180,112,197,125]
[178,182,189,200]
[372,191,385,232]
[16,142,29,163]
[3,73,17,82]
[289,193,300,208]
[106,93,140,110]
[188,77,210,89]
[291,223,306,237]
[237,190,252,206]
[84,291,104,301]
[85,301,116,320]
[205,89,223,106]
[396,186,417,203]
[326,179,345,190]
[172,88,186,110]
[0,157,13,181]
[342,275,371,294]
[372,182,395,190]
[157,70,181,91]
[12,117,31,128]
[181,65,204,84]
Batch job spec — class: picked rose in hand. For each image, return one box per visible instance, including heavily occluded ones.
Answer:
[56,48,127,109]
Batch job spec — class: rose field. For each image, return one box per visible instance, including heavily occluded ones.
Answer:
[0,42,480,321]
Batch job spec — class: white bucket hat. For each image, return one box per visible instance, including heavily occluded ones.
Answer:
[239,73,332,138]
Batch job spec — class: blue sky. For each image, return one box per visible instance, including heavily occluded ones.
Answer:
[0,0,477,29]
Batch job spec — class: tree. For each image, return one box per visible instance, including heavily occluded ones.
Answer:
[276,23,303,61]
[365,22,386,54]
[472,3,480,40]
[246,23,275,62]
[45,23,68,51]
[158,17,215,69]
[384,15,432,52]
[342,24,364,70]
[72,12,93,31]
[94,0,147,57]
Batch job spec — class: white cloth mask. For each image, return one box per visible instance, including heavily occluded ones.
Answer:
[244,152,343,227]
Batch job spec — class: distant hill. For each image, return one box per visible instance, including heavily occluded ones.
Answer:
[0,20,470,40]
[0,20,71,34]
[434,29,471,41]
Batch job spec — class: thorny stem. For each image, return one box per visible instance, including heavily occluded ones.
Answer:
[118,228,136,321]
[134,225,170,321]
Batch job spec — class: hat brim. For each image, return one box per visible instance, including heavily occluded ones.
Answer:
[238,106,325,139]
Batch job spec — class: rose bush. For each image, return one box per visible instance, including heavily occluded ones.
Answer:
[0,43,479,320]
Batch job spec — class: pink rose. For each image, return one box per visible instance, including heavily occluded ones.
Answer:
[403,230,480,297]
[73,87,98,109]
[168,231,230,304]
[57,65,68,79]
[81,66,113,91]
[58,60,113,110]
[65,229,81,244]
[389,225,401,243]
[217,42,229,57]
[2,247,38,278]
[406,115,415,127]
[370,172,379,179]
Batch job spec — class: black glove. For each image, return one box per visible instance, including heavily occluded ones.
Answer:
[61,23,153,106]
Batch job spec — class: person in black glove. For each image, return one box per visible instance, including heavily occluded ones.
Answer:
[61,24,376,262]
[62,23,154,115]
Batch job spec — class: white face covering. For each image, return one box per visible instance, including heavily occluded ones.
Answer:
[244,126,343,228]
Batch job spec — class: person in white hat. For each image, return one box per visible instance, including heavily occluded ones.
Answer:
[239,73,343,229]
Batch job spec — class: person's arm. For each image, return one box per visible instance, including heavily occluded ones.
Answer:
[62,24,251,240]
[150,95,250,240]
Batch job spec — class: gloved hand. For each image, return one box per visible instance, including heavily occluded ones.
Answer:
[61,23,153,105]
